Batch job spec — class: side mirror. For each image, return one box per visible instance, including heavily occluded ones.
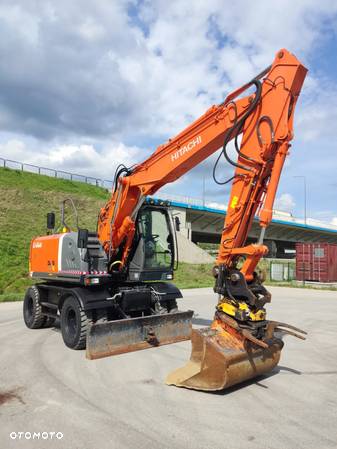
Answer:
[174,216,180,232]
[47,212,55,230]
[78,229,89,249]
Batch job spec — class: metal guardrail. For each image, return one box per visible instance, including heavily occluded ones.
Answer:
[0,157,113,190]
[0,156,211,207]
[1,156,336,233]
[0,156,200,205]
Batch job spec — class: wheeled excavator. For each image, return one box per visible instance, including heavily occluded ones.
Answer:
[24,49,307,391]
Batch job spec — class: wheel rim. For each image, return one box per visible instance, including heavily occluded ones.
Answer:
[65,307,77,340]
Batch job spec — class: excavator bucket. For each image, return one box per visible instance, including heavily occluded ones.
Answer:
[86,310,193,360]
[166,317,306,392]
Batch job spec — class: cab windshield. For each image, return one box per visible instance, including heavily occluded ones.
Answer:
[137,207,173,270]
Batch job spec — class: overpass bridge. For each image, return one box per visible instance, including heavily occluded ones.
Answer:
[155,194,337,259]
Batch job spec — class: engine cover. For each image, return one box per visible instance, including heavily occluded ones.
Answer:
[29,232,108,278]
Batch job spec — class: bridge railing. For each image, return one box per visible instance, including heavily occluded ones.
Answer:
[0,156,113,190]
[156,192,204,207]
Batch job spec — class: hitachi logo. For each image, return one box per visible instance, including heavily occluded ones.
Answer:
[171,136,202,162]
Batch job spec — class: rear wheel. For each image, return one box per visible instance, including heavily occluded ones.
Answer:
[23,286,46,329]
[60,296,91,350]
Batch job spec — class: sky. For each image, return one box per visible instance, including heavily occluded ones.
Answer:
[0,0,336,224]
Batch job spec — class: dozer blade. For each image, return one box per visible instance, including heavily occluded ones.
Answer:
[166,325,284,392]
[86,310,193,360]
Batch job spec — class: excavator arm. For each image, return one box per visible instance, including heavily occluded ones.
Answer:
[98,49,307,286]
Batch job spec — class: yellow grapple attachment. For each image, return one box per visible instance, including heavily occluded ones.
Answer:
[217,299,266,321]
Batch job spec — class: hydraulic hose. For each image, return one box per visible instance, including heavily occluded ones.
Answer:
[213,79,262,185]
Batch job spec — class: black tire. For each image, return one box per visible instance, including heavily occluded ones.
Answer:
[23,286,46,329]
[60,296,90,350]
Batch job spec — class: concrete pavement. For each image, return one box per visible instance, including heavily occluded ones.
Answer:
[0,286,337,449]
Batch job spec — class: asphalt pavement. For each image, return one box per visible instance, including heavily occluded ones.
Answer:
[1,286,337,449]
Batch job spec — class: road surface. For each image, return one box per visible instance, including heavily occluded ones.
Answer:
[1,287,337,449]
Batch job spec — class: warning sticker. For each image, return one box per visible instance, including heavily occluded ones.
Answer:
[230,195,239,209]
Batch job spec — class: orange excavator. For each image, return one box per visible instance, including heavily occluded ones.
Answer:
[24,49,307,391]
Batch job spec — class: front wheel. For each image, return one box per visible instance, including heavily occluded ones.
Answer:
[60,296,91,350]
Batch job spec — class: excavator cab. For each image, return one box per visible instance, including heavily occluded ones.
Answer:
[128,201,176,282]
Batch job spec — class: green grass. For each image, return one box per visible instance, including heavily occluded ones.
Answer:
[0,292,25,302]
[0,167,109,301]
[174,263,214,289]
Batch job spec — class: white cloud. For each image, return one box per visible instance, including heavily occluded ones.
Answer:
[0,0,335,143]
[274,193,296,213]
[77,18,105,42]
[295,75,337,142]
[331,217,337,226]
[0,137,143,179]
[0,1,336,223]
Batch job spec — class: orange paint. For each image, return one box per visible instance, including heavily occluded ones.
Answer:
[30,234,62,275]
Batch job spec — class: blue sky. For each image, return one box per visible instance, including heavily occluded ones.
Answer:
[0,0,336,224]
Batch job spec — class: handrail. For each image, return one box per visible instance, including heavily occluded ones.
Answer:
[0,156,113,189]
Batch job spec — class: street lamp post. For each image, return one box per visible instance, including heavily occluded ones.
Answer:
[294,175,307,225]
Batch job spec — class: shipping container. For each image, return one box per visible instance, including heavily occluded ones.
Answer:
[296,242,337,283]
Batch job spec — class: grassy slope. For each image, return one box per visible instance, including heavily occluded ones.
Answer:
[174,263,215,289]
[0,167,109,300]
